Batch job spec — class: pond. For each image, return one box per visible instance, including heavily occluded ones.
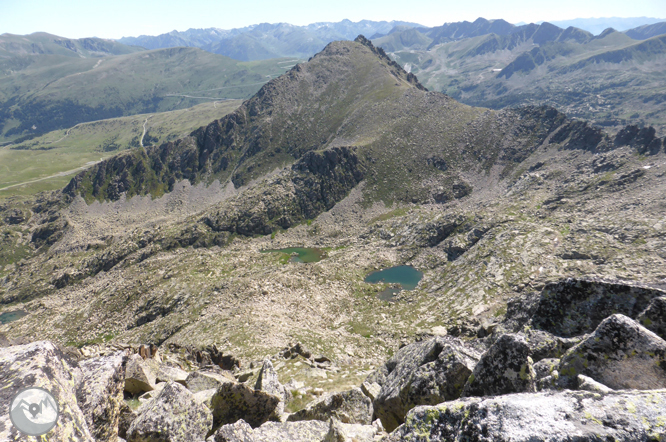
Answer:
[261,247,326,263]
[364,265,423,301]
[0,310,28,324]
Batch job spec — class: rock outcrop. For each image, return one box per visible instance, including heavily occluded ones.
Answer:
[125,354,156,396]
[370,336,479,432]
[255,358,291,419]
[126,381,213,442]
[558,314,666,389]
[0,341,94,441]
[76,352,127,442]
[210,382,281,429]
[529,278,666,337]
[384,389,666,441]
[186,369,235,393]
[461,333,536,397]
[287,387,373,425]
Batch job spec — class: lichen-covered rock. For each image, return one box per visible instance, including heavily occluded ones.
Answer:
[253,420,329,441]
[125,353,156,396]
[0,341,94,441]
[461,333,536,398]
[637,296,666,340]
[533,358,559,380]
[360,381,381,401]
[119,401,138,440]
[207,419,255,442]
[531,278,666,337]
[155,364,188,385]
[287,387,373,425]
[522,329,580,361]
[370,336,479,432]
[193,388,217,408]
[323,418,378,442]
[577,374,613,393]
[76,351,127,442]
[384,389,666,441]
[127,381,212,442]
[255,358,291,419]
[186,369,236,393]
[558,314,666,389]
[210,382,281,429]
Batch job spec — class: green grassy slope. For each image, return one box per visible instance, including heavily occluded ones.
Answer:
[0,100,241,198]
[0,39,303,141]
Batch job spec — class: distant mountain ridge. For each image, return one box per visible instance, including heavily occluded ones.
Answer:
[117,17,666,62]
[118,20,424,61]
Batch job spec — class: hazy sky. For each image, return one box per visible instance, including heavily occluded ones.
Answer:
[1,0,664,39]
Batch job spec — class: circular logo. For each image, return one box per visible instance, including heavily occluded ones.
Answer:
[9,387,59,436]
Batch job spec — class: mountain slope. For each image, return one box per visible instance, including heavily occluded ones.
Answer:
[1,36,665,370]
[382,25,666,134]
[625,21,666,40]
[0,44,302,141]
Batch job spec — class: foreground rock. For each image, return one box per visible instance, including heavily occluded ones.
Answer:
[287,387,373,425]
[255,358,291,419]
[559,314,666,389]
[76,352,127,442]
[0,341,94,441]
[529,278,666,337]
[461,333,536,397]
[370,337,479,432]
[127,381,212,442]
[210,382,281,429]
[207,418,381,442]
[384,389,666,441]
[186,369,236,393]
[125,354,157,396]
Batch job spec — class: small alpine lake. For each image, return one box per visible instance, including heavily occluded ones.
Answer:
[364,265,423,301]
[0,310,28,324]
[261,247,326,263]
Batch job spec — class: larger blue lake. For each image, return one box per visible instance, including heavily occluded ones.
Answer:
[364,265,423,301]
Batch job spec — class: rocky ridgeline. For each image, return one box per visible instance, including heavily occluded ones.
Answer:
[1,277,665,441]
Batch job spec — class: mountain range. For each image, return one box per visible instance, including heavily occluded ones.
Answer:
[379,18,666,134]
[118,20,424,61]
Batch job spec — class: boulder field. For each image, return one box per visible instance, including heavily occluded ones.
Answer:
[1,277,665,441]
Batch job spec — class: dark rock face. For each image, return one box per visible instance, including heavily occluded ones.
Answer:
[549,119,610,152]
[530,277,666,337]
[637,296,666,340]
[384,390,666,442]
[210,382,280,429]
[558,314,666,390]
[461,333,536,398]
[370,337,479,432]
[287,387,373,425]
[201,146,364,236]
[614,124,661,154]
[76,352,127,442]
[127,381,213,442]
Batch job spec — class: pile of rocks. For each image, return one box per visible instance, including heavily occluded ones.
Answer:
[1,277,665,441]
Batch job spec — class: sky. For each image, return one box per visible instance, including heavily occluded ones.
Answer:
[1,0,665,39]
